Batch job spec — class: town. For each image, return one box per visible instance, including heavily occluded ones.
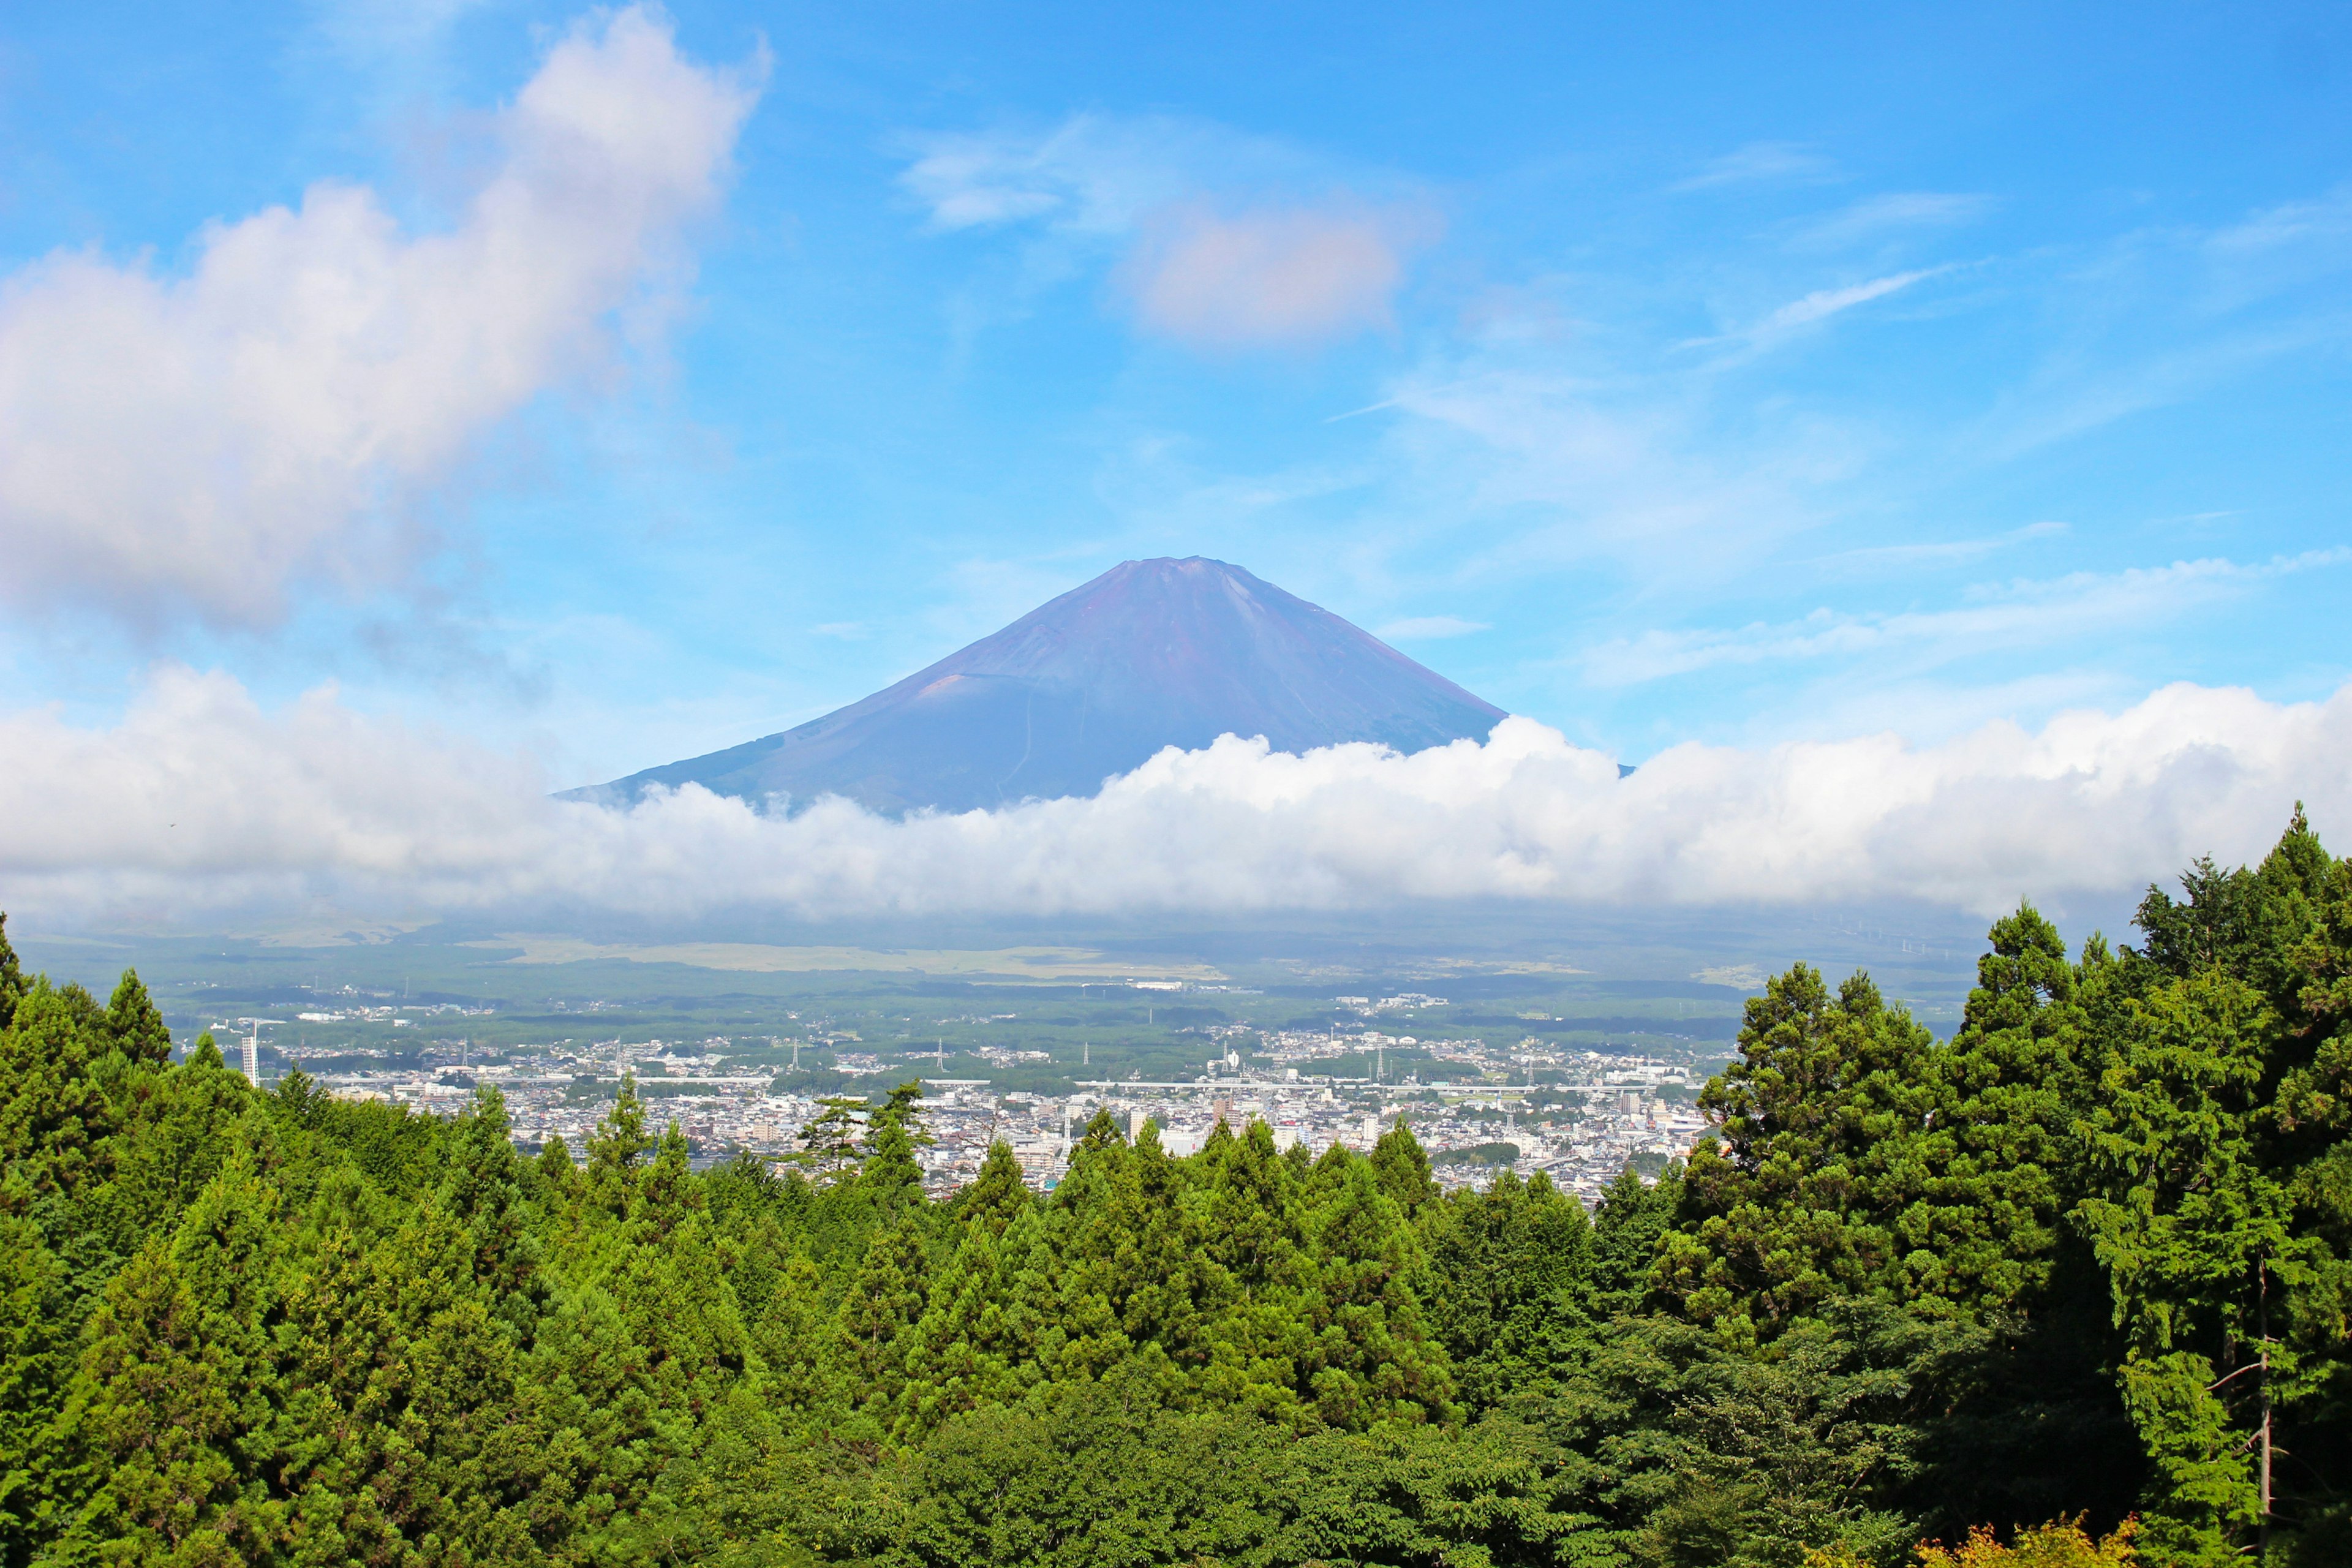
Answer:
[238,981,1717,1204]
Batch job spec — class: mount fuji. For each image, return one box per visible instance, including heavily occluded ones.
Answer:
[573,557,1509,815]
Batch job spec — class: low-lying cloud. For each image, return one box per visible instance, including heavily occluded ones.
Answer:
[0,7,761,628]
[4,667,2344,927]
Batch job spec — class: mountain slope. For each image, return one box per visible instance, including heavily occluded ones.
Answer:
[575,556,1507,815]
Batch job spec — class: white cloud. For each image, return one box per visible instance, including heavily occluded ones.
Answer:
[1812,520,2067,575]
[1685,266,1951,353]
[1751,268,1945,333]
[3,666,2346,925]
[899,115,1309,238]
[1581,548,2352,685]
[898,114,1431,350]
[1376,616,1489,641]
[1374,358,1866,580]
[1969,186,2352,459]
[1792,192,1992,249]
[1670,142,1836,192]
[1118,202,1433,350]
[0,6,762,629]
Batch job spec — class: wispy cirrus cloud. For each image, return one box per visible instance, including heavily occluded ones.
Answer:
[1581,548,2352,686]
[1669,141,1838,192]
[1791,192,1992,249]
[1369,353,1871,584]
[1812,521,2068,575]
[1968,185,2352,459]
[1686,265,1954,352]
[1376,615,1489,641]
[900,114,1226,235]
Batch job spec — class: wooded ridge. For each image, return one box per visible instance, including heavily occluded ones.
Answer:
[2,810,2346,1566]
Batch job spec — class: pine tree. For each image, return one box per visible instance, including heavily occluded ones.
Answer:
[1370,1118,1438,1218]
[1657,965,1943,1333]
[102,970,172,1068]
[831,1212,930,1430]
[793,1096,869,1185]
[1422,1165,1594,1411]
[859,1080,931,1217]
[1,982,123,1211]
[955,1139,1030,1238]
[1301,1152,1452,1427]
[0,916,23,1033]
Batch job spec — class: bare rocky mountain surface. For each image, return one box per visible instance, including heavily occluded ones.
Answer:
[573,556,1507,815]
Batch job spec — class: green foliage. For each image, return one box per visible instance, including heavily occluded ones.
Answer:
[101,971,171,1069]
[0,816,2346,1566]
[0,916,23,1034]
[1659,966,1952,1333]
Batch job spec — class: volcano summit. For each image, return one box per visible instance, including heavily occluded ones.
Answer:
[576,557,1507,815]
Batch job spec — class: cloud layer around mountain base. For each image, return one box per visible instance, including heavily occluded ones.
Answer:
[1,668,2343,926]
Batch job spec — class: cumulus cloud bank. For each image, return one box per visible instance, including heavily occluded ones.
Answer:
[2,668,2343,926]
[0,7,761,628]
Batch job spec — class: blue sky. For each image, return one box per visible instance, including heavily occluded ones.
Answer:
[2,0,2347,800]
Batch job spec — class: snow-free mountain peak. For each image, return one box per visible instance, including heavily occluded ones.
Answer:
[573,557,1507,815]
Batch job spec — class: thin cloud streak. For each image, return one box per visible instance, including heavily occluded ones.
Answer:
[1376,616,1490,641]
[1669,141,1837,191]
[1791,192,1992,249]
[1582,549,2352,686]
[1811,521,2068,575]
[1682,266,1953,353]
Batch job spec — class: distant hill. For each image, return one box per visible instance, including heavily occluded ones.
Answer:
[572,556,1507,815]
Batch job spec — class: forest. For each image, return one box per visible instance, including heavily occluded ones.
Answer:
[1,811,2346,1567]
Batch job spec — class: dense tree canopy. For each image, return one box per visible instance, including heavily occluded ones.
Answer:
[1,815,2347,1566]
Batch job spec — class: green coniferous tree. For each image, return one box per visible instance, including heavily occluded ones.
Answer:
[1422,1166,1594,1411]
[793,1096,870,1186]
[954,1139,1030,1238]
[1370,1118,1438,1218]
[1301,1151,1452,1427]
[0,1214,79,1560]
[832,1210,931,1430]
[0,982,123,1212]
[67,1151,292,1561]
[101,970,172,1068]
[1656,966,1943,1335]
[859,1080,932,1218]
[588,1072,654,1177]
[2046,812,2352,1564]
[0,916,23,1031]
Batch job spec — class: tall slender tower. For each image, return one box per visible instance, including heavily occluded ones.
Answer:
[242,1024,261,1088]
